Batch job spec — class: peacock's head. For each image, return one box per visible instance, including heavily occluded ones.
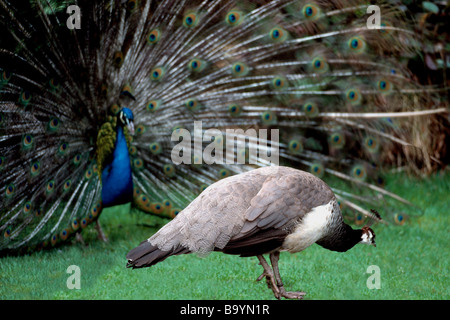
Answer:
[359,226,376,247]
[118,108,135,135]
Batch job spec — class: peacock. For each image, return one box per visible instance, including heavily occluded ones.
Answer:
[0,0,446,255]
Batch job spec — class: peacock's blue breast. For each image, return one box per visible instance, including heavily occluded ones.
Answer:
[101,126,133,207]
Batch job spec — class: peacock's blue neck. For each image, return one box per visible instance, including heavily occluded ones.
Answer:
[101,126,133,207]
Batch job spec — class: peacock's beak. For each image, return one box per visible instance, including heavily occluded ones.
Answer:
[126,120,135,135]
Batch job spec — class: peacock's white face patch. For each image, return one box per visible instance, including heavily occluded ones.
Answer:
[119,108,135,135]
[360,227,376,247]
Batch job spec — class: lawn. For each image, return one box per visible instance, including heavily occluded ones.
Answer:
[0,171,448,300]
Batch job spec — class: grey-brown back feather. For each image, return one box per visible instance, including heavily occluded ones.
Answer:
[147,166,336,257]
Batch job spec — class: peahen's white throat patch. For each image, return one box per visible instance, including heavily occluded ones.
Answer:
[281,200,336,253]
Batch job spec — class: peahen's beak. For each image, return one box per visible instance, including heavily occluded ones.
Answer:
[126,119,135,135]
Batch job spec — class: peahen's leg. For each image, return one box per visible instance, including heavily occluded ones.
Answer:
[256,255,280,298]
[95,220,109,242]
[269,252,306,300]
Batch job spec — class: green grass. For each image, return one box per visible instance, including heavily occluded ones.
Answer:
[0,171,448,300]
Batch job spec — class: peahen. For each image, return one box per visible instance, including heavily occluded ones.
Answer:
[126,166,380,300]
[0,0,445,255]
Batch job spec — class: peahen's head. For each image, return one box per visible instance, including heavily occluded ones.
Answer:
[118,108,135,135]
[359,226,376,247]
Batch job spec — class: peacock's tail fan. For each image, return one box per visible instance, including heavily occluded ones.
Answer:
[0,99,104,254]
[124,0,439,220]
[0,0,110,253]
[0,0,444,253]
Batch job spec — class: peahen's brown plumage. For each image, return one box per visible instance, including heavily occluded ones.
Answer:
[0,0,446,255]
[126,166,378,299]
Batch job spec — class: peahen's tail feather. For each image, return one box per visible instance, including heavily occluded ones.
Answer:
[126,240,190,268]
[0,0,446,254]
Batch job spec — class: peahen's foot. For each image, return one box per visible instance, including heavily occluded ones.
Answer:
[257,252,307,300]
[278,286,306,300]
[256,273,306,300]
[95,221,109,242]
[256,270,280,298]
